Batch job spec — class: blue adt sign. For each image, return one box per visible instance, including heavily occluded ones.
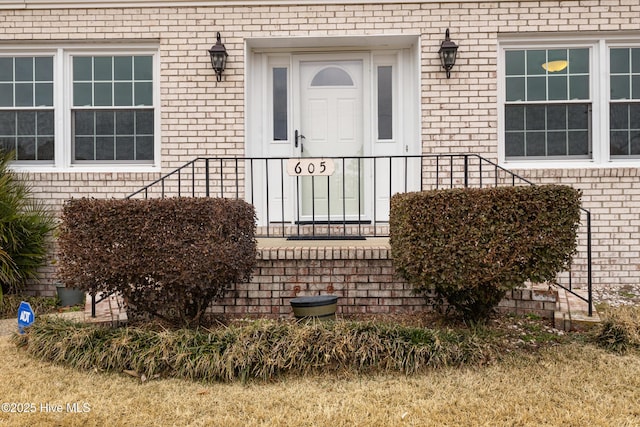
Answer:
[17,301,35,334]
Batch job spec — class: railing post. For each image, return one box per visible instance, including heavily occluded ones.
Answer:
[358,157,362,235]
[450,155,454,188]
[235,158,239,199]
[587,210,593,316]
[205,158,210,197]
[373,158,378,236]
[280,159,285,238]
[219,158,224,198]
[265,159,271,237]
[191,161,195,197]
[463,155,469,188]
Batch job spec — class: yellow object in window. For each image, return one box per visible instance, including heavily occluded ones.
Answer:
[542,60,568,72]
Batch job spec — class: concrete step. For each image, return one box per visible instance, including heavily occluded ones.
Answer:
[83,293,127,326]
[554,288,600,332]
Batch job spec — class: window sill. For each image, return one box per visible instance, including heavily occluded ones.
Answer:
[500,159,640,170]
[9,164,161,174]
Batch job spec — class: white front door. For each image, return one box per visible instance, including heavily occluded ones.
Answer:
[294,55,369,220]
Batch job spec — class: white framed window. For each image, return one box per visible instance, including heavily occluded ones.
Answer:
[0,55,55,163]
[499,36,640,167]
[0,45,160,171]
[609,46,640,159]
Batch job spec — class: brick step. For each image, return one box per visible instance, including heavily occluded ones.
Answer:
[81,239,600,331]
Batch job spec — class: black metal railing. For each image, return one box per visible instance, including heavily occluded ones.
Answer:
[123,153,592,316]
[128,155,534,236]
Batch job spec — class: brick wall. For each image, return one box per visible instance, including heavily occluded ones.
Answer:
[211,242,558,320]
[1,0,639,296]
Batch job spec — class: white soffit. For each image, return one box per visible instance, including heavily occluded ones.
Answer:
[247,34,419,53]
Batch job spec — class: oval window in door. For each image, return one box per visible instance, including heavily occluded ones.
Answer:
[310,66,354,86]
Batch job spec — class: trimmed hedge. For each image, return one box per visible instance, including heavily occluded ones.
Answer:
[390,185,582,321]
[58,198,257,327]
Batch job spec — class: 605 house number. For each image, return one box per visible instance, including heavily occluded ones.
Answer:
[286,158,335,177]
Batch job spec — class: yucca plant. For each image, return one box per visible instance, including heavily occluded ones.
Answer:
[0,149,56,299]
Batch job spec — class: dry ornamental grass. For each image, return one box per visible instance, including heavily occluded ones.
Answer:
[1,336,640,426]
[596,305,640,353]
[2,308,640,426]
[11,317,494,381]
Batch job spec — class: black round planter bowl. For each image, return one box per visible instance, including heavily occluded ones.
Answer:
[290,295,338,321]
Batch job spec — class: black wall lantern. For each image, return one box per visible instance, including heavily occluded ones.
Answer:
[208,32,228,82]
[438,29,458,79]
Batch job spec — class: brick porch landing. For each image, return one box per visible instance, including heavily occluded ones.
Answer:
[80,238,600,331]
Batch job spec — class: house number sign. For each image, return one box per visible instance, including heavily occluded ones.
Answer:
[286,158,335,176]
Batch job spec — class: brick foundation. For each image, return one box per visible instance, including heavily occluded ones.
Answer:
[210,240,559,320]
